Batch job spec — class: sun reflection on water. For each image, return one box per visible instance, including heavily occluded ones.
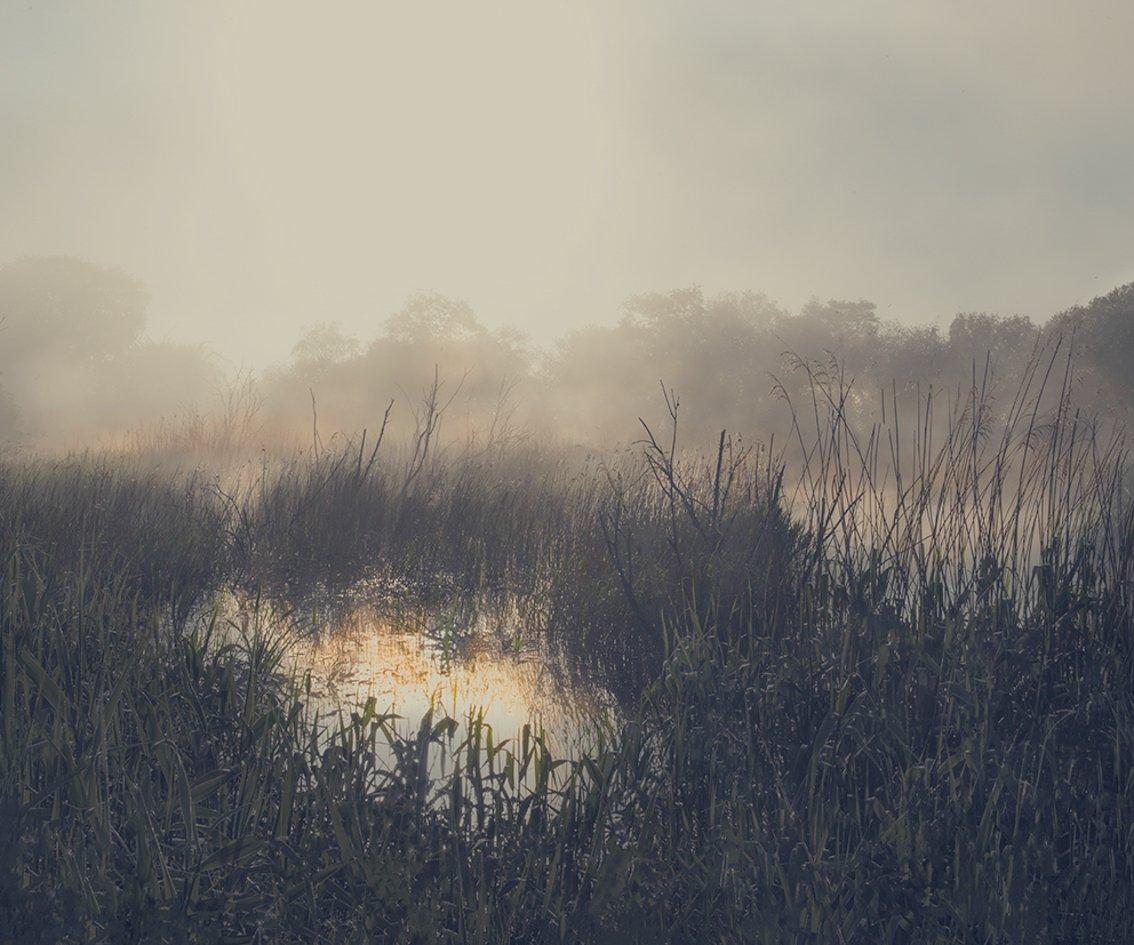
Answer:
[213,592,614,761]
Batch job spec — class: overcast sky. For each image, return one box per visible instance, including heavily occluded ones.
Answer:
[2,1,1133,365]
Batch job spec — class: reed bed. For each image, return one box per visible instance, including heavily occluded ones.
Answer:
[2,359,1133,943]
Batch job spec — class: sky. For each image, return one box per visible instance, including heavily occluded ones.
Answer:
[2,0,1133,366]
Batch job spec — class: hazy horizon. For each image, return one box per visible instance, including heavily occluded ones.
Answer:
[4,1,1133,368]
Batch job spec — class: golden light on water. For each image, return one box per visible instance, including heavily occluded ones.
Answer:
[216,593,613,760]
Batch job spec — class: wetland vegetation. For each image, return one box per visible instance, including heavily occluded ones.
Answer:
[3,338,1133,943]
[8,5,1134,938]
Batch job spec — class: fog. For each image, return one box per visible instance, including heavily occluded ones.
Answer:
[3,253,1133,458]
[5,2,1134,363]
[3,3,1134,450]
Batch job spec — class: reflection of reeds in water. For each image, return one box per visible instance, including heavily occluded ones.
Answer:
[205,590,616,767]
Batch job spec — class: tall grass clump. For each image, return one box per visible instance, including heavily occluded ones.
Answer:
[604,348,1134,941]
[0,456,228,614]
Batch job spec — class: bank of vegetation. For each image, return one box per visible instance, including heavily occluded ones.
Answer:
[3,346,1133,944]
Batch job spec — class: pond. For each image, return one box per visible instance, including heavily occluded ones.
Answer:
[204,589,618,768]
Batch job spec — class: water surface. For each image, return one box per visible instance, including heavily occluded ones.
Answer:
[210,590,616,764]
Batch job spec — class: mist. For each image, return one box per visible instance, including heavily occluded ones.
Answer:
[4,252,1134,463]
[8,7,1134,940]
[4,1,1134,370]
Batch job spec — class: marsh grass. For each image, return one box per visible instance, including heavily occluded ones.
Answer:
[2,355,1133,943]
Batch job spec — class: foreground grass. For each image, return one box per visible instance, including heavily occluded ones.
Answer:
[2,368,1133,943]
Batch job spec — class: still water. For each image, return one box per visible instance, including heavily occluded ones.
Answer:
[206,590,616,763]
